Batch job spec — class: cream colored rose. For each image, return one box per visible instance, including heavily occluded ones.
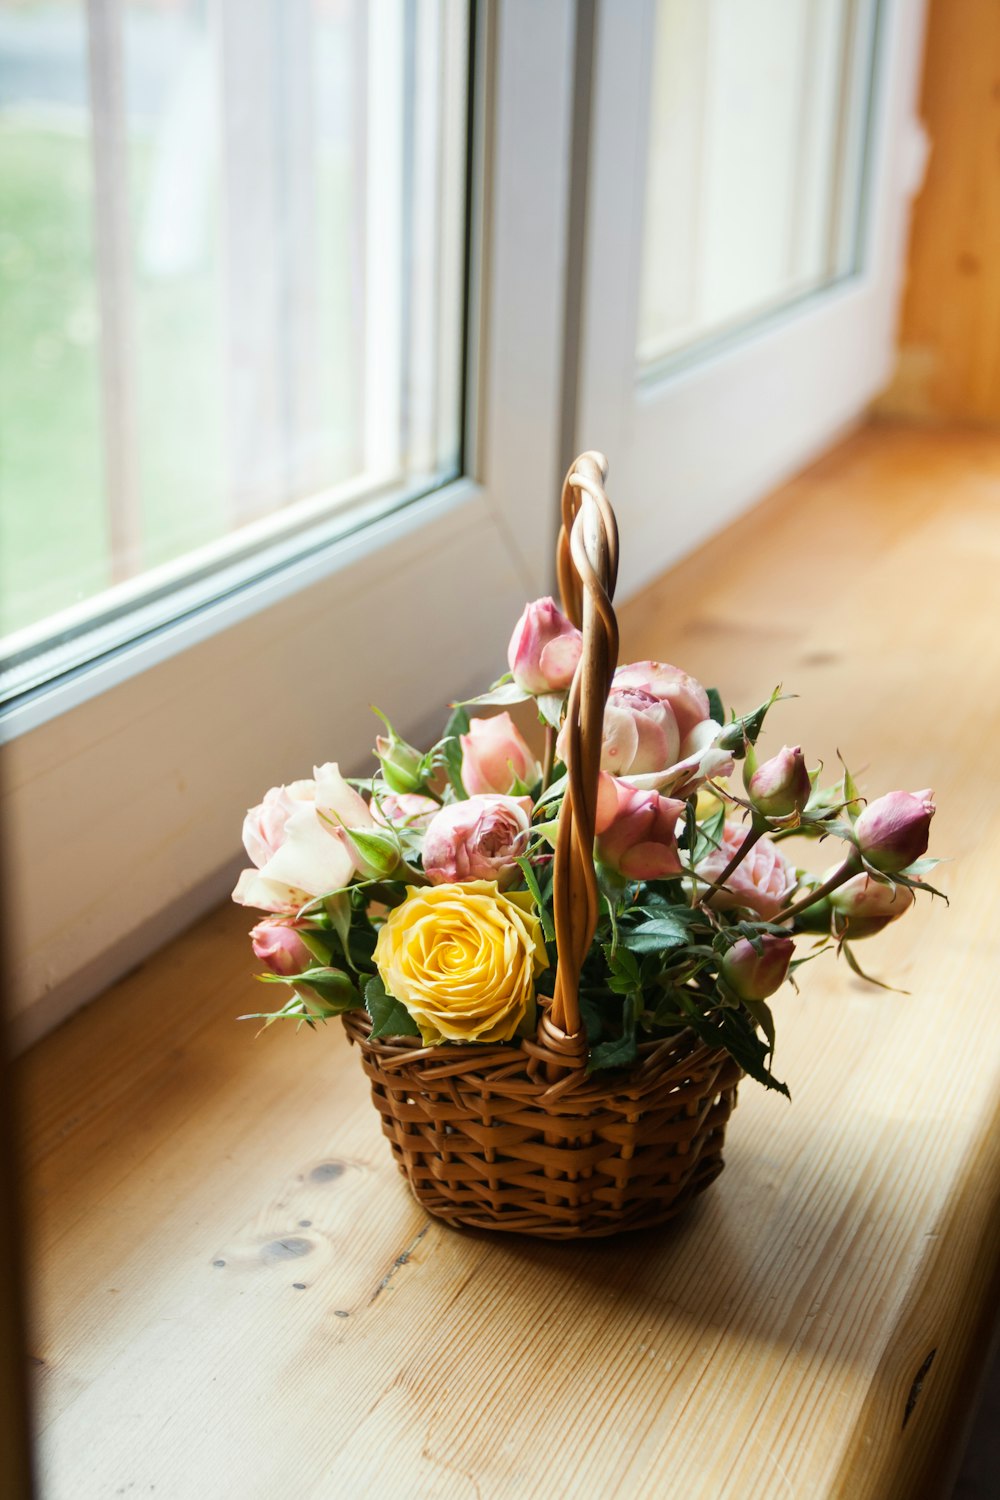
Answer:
[373,881,548,1045]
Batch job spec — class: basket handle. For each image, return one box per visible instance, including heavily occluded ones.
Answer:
[549,452,620,1036]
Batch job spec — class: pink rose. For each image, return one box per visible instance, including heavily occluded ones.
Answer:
[242,780,314,868]
[233,762,377,913]
[721,934,795,1001]
[598,687,680,776]
[372,791,439,831]
[460,713,541,795]
[613,661,710,741]
[854,789,935,874]
[697,820,797,919]
[422,795,533,887]
[594,773,685,880]
[507,597,583,694]
[250,919,312,976]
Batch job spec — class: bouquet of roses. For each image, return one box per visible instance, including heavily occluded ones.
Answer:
[233,597,941,1095]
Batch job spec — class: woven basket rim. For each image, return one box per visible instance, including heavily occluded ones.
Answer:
[341,1005,734,1098]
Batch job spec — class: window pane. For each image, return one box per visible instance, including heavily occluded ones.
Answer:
[637,0,879,371]
[0,0,470,645]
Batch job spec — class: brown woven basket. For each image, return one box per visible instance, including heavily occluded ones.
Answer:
[344,452,742,1238]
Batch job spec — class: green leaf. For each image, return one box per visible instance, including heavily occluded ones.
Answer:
[741,996,777,1054]
[587,992,639,1074]
[718,686,783,755]
[514,857,555,942]
[618,912,691,954]
[706,686,725,725]
[680,1000,790,1097]
[459,681,531,708]
[537,692,566,730]
[841,942,908,993]
[440,704,470,798]
[693,803,726,862]
[601,943,642,996]
[365,975,421,1038]
[533,770,568,812]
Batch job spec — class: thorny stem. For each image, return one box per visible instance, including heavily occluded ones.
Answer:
[773,847,864,925]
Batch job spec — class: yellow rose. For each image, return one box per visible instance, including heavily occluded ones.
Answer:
[373,880,548,1045]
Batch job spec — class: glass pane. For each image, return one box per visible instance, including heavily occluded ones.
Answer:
[637,0,878,371]
[0,0,470,644]
[0,1,107,629]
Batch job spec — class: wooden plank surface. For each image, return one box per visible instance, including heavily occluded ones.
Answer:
[18,422,1000,1498]
[881,0,1000,424]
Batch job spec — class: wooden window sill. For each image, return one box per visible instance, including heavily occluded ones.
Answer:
[19,421,999,1498]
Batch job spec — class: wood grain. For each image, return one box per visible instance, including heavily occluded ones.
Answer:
[881,0,1000,424]
[18,422,1000,1498]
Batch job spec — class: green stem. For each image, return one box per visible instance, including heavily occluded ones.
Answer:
[541,723,556,794]
[773,847,863,924]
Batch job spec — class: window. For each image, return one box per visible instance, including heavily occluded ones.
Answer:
[2,1,577,1048]
[637,0,880,371]
[1,0,470,699]
[575,0,924,598]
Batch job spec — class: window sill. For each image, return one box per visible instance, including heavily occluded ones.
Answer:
[19,421,1000,1497]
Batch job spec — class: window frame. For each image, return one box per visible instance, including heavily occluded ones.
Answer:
[3,0,579,1049]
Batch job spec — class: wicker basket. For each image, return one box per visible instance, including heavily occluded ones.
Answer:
[344,452,742,1238]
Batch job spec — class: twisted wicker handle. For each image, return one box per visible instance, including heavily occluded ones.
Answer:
[549,452,620,1036]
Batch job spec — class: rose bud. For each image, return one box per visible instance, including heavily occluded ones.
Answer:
[374,721,425,795]
[250,919,312,977]
[721,935,794,1001]
[422,795,533,887]
[460,712,541,796]
[791,887,833,934]
[854,789,935,873]
[372,791,439,831]
[613,661,710,741]
[746,745,812,818]
[828,870,915,939]
[696,820,797,920]
[507,597,583,694]
[594,773,685,880]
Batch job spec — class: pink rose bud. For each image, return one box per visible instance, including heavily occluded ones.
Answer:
[696,820,798,920]
[372,791,439,831]
[746,745,812,818]
[460,712,541,796]
[613,661,710,741]
[854,789,935,873]
[721,935,795,1001]
[422,795,533,887]
[507,597,583,694]
[594,773,685,880]
[250,920,312,977]
[828,870,915,939]
[596,687,680,776]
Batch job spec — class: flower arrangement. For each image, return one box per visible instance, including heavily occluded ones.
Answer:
[232,453,944,1238]
[233,579,941,1102]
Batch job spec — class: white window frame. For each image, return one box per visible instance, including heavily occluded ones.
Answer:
[3,0,578,1049]
[574,0,930,599]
